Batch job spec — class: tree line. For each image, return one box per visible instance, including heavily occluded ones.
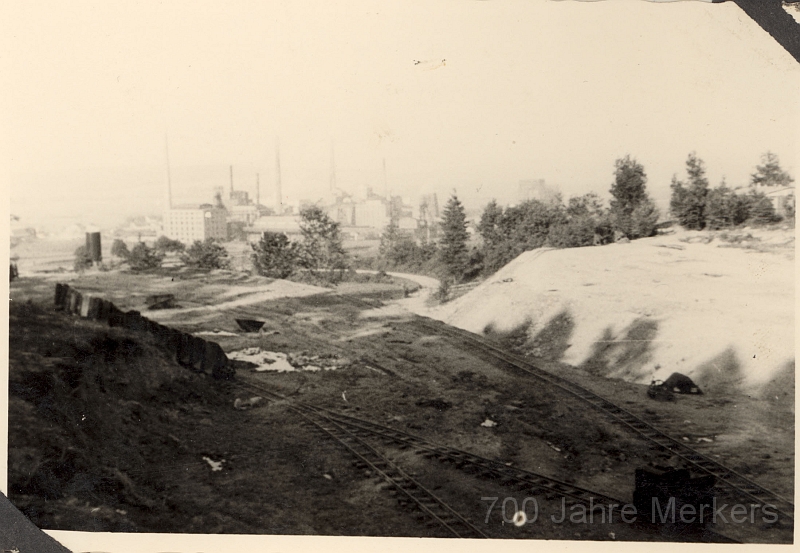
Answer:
[380,151,793,289]
[73,151,793,292]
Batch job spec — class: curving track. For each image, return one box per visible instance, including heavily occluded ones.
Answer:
[411,316,794,527]
[237,378,488,539]
[236,376,740,543]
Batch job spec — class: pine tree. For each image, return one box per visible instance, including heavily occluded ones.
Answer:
[477,199,504,248]
[609,156,658,238]
[670,152,710,230]
[251,232,300,278]
[751,152,794,188]
[298,206,348,276]
[437,193,470,281]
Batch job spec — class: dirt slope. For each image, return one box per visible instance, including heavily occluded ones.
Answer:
[430,227,794,396]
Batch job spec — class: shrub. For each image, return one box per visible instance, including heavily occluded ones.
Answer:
[127,242,164,271]
[298,206,348,279]
[251,232,300,279]
[704,185,750,230]
[154,236,185,254]
[746,192,780,225]
[547,216,597,248]
[181,238,230,269]
[628,197,659,238]
[110,239,130,259]
[73,245,93,272]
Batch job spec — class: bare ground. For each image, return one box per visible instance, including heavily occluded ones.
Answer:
[7,269,794,543]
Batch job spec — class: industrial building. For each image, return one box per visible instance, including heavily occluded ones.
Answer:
[162,206,227,244]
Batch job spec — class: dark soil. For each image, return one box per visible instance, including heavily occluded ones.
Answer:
[7,272,794,543]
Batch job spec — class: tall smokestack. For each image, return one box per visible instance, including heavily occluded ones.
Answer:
[383,158,389,199]
[256,173,260,207]
[275,140,283,215]
[164,134,173,209]
[229,165,234,195]
[329,140,336,195]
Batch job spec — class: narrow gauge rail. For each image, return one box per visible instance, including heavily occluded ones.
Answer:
[236,378,740,543]
[238,380,488,539]
[412,317,794,526]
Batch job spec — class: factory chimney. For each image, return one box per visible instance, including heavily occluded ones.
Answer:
[164,134,173,209]
[383,157,389,199]
[229,165,234,195]
[329,141,336,195]
[256,173,260,207]
[275,140,283,215]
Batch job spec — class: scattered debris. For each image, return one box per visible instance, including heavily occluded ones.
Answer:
[202,456,225,472]
[696,437,714,444]
[546,441,562,452]
[234,396,265,410]
[342,391,348,403]
[323,474,333,480]
[480,419,497,428]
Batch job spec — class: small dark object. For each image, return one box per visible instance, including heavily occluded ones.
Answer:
[145,293,177,310]
[633,467,715,536]
[54,283,68,309]
[10,262,19,281]
[647,380,675,402]
[235,319,265,332]
[663,372,703,395]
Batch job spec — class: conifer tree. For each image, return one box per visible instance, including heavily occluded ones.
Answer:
[438,193,470,281]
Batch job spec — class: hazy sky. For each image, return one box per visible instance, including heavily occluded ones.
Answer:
[4,0,799,232]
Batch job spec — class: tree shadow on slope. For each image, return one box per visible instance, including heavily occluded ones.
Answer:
[579,318,658,380]
[690,346,744,396]
[757,360,795,415]
[483,310,575,362]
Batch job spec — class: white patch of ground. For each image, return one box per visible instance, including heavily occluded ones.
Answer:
[425,228,793,393]
[228,348,350,372]
[229,349,297,372]
[196,330,239,337]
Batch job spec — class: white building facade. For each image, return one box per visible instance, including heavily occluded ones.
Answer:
[163,206,227,244]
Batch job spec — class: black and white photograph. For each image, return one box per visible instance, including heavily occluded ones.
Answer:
[4,1,798,551]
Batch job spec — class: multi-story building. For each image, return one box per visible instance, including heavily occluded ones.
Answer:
[162,205,227,244]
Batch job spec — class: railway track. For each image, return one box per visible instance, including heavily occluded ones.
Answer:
[236,377,740,543]
[236,378,488,539]
[411,317,794,526]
